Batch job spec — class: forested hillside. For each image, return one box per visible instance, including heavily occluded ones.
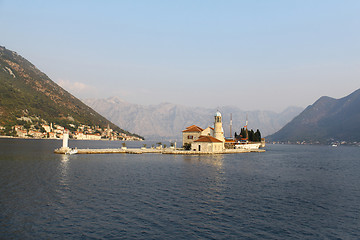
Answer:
[0,46,143,139]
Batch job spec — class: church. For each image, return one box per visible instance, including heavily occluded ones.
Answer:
[182,111,225,153]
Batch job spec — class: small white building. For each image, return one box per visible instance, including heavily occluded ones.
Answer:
[191,136,224,153]
[86,134,101,140]
[41,124,51,133]
[16,129,27,138]
[73,131,101,140]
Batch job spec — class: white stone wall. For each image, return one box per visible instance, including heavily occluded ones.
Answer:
[201,127,214,137]
[191,142,224,153]
[182,132,202,146]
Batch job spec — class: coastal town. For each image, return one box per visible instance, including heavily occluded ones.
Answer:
[0,116,143,141]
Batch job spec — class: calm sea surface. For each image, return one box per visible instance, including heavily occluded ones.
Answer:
[0,139,359,239]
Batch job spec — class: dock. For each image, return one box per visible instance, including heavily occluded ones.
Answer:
[55,132,265,155]
[54,147,265,155]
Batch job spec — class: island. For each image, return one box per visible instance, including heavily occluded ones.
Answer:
[55,111,265,155]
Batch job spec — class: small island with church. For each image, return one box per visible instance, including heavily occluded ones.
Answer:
[55,110,265,155]
[182,110,265,153]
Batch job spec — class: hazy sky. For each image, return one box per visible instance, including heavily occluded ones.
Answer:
[1,0,359,112]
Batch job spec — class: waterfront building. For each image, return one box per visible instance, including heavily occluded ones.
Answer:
[41,124,51,133]
[182,125,204,146]
[191,135,224,153]
[182,111,225,152]
[73,131,101,140]
[17,129,27,138]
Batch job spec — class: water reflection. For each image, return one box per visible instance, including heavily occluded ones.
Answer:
[182,154,224,169]
[181,154,226,206]
[59,154,70,189]
[61,154,70,163]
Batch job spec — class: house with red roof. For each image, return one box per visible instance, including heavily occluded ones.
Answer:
[182,125,204,146]
[191,135,224,153]
[182,111,225,153]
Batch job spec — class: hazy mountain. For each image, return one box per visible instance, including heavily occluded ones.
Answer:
[0,46,142,139]
[268,88,360,143]
[84,97,303,140]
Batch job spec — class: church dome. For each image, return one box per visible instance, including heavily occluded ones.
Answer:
[215,111,222,117]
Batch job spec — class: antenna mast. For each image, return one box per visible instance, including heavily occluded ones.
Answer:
[245,113,248,128]
[245,113,249,140]
[230,113,233,139]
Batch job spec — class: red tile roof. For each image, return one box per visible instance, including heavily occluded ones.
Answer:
[194,136,223,143]
[182,125,204,132]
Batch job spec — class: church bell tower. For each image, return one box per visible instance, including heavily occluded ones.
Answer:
[214,111,225,142]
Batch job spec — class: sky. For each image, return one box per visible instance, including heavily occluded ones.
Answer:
[1,0,359,112]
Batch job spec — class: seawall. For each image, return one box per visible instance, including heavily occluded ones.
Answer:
[54,147,265,155]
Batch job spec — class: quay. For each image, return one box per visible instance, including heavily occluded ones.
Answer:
[55,123,265,155]
[54,147,265,155]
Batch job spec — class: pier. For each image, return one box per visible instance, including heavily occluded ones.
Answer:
[54,130,265,155]
[54,147,265,155]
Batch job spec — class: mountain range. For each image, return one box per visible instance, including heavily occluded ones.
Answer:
[7,44,356,144]
[84,97,303,140]
[268,88,360,143]
[0,46,142,139]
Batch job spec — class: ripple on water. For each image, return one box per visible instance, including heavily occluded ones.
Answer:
[1,141,360,239]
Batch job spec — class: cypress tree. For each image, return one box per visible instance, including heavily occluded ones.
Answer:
[248,129,254,141]
[240,128,246,139]
[254,129,261,142]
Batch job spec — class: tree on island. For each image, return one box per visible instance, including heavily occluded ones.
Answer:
[235,128,262,142]
[254,129,261,142]
[183,143,191,150]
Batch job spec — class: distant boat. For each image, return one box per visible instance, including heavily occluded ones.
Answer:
[331,143,339,147]
[235,142,261,150]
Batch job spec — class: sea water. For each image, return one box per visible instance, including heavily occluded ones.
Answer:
[0,139,359,239]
